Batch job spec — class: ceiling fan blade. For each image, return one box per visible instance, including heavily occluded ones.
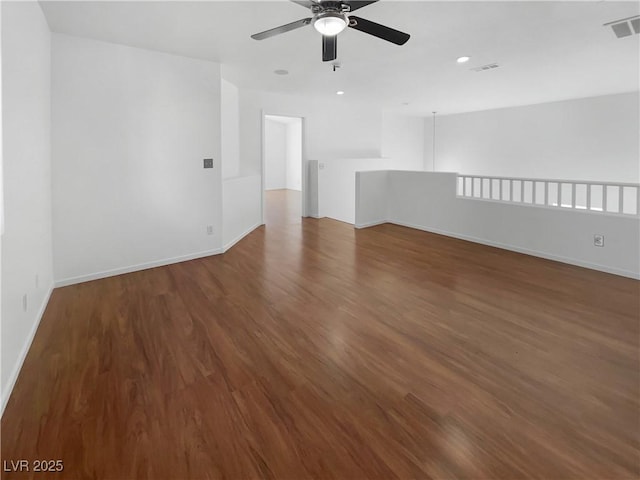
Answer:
[251,18,313,40]
[348,15,410,45]
[290,0,317,8]
[322,35,337,62]
[344,1,379,12]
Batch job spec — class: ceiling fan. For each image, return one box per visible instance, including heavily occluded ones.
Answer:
[251,0,410,62]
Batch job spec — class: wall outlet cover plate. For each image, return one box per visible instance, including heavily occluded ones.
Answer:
[594,234,605,247]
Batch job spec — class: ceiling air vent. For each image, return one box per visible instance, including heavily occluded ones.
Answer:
[471,63,500,72]
[604,15,640,38]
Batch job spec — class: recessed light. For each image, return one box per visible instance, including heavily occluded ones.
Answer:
[336,91,345,95]
[456,56,470,64]
[274,69,289,75]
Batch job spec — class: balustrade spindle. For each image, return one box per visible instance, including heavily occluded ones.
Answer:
[454,175,638,216]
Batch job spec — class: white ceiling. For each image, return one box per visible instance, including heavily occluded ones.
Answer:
[40,1,640,115]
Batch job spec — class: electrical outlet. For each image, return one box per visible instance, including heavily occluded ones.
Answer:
[22,294,28,312]
[206,225,214,235]
[594,234,604,247]
[203,158,213,169]
[319,163,325,170]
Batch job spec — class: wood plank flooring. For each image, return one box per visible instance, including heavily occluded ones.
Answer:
[2,189,639,479]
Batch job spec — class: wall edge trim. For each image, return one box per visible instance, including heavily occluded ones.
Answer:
[355,220,387,229]
[389,220,640,280]
[54,249,223,288]
[223,223,262,253]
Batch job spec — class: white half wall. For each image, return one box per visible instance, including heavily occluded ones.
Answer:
[355,170,389,228]
[356,170,640,279]
[1,1,54,414]
[222,175,262,251]
[51,34,223,285]
[318,158,415,225]
[426,92,640,182]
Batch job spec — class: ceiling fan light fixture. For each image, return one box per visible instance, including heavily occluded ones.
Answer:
[314,12,348,36]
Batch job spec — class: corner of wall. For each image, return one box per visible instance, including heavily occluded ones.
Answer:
[1,283,53,417]
[1,0,55,417]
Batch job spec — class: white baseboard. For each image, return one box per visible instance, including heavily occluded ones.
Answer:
[355,220,387,229]
[56,224,264,288]
[223,223,262,253]
[389,220,640,280]
[55,248,223,288]
[1,284,54,417]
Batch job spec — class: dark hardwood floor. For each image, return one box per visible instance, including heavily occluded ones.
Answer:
[2,189,639,479]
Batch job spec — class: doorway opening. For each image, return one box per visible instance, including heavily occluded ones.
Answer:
[263,114,304,226]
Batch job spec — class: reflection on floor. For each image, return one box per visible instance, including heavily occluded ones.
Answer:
[1,187,638,479]
[265,189,301,226]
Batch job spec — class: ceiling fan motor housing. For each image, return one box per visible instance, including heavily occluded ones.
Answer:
[310,1,351,15]
[251,0,410,62]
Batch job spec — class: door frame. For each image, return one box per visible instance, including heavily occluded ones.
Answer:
[261,111,307,224]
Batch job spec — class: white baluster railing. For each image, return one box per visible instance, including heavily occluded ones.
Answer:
[456,175,640,216]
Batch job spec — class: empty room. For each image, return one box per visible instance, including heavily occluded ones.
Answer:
[1,0,639,478]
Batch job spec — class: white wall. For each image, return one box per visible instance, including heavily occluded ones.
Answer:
[221,78,240,179]
[318,158,416,224]
[381,113,425,171]
[239,88,385,178]
[265,116,302,192]
[307,160,319,218]
[264,119,287,190]
[239,88,428,220]
[285,120,302,191]
[0,0,3,413]
[356,170,640,279]
[426,92,640,182]
[1,1,54,413]
[0,0,3,237]
[52,34,223,285]
[355,170,389,228]
[312,112,426,224]
[222,175,262,250]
